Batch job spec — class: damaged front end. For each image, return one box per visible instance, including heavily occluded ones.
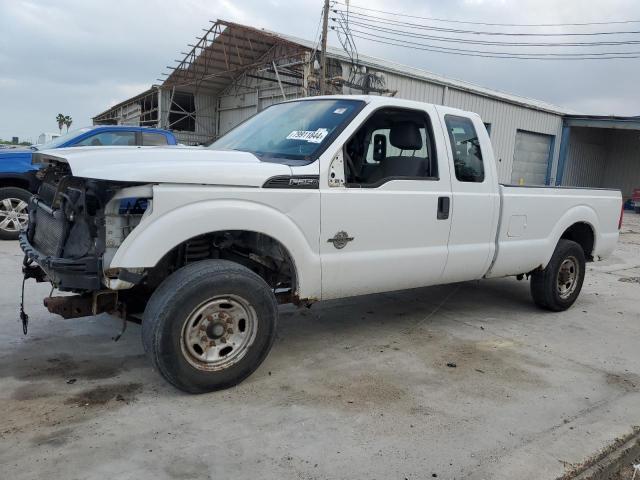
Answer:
[19,153,152,327]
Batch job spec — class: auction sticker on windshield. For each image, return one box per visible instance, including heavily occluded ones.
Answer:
[286,128,329,143]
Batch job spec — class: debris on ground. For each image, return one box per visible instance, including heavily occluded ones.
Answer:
[619,277,640,284]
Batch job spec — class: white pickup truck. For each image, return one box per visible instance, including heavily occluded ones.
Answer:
[20,95,622,393]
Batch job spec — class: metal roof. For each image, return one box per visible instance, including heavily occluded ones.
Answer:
[93,87,157,121]
[261,27,577,116]
[161,20,308,94]
[96,19,581,121]
[564,114,640,130]
[162,20,575,115]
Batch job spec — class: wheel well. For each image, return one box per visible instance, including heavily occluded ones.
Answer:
[0,177,31,191]
[560,222,594,260]
[146,230,298,304]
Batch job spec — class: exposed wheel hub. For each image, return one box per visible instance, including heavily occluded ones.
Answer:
[556,256,579,300]
[181,295,258,371]
[206,321,227,339]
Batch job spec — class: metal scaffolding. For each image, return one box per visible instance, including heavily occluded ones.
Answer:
[92,19,391,144]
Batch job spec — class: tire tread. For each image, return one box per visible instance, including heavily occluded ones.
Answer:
[141,260,277,393]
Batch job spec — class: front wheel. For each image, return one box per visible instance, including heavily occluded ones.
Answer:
[142,260,278,393]
[530,239,586,311]
[0,187,31,240]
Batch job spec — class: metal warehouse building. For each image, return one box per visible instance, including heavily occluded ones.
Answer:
[93,20,639,197]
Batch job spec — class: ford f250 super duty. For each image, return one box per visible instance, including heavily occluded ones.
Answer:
[19,96,622,393]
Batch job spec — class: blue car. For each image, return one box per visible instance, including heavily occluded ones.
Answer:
[0,125,177,239]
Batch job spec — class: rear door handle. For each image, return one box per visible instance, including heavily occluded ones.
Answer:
[437,196,450,220]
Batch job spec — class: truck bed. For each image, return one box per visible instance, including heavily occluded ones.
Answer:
[486,184,621,278]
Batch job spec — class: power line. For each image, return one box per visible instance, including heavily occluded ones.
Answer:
[333,9,640,37]
[336,18,640,47]
[339,28,640,60]
[333,1,640,27]
[345,26,640,56]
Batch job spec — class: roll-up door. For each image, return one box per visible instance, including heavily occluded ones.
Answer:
[511,130,553,185]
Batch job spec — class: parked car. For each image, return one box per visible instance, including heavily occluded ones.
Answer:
[19,96,622,393]
[0,125,177,239]
[633,188,640,213]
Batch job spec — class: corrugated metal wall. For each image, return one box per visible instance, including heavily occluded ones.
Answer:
[602,130,640,197]
[562,127,608,188]
[217,74,305,137]
[562,127,640,197]
[348,67,564,184]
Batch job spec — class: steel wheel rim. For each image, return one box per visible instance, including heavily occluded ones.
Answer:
[0,198,28,232]
[180,294,258,371]
[557,256,579,299]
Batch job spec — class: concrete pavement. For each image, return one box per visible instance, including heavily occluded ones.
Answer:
[1,214,639,479]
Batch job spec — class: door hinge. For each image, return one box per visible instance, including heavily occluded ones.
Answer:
[328,152,345,187]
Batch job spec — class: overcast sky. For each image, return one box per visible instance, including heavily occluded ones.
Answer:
[1,0,640,142]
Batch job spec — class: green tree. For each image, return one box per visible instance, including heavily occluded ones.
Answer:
[56,113,65,133]
[63,115,73,132]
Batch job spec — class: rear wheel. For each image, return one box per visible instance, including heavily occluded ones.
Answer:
[142,260,278,393]
[0,187,31,240]
[530,239,586,311]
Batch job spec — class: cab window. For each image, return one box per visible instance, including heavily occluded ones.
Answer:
[344,107,438,187]
[445,115,484,183]
[142,132,168,146]
[75,131,136,146]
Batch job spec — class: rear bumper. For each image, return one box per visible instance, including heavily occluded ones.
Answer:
[19,230,102,291]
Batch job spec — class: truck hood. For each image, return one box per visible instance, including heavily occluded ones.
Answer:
[34,146,293,187]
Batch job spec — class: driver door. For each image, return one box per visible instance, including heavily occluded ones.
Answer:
[319,105,453,300]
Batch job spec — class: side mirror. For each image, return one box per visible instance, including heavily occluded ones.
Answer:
[373,134,386,162]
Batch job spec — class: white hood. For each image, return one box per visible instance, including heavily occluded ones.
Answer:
[35,146,293,187]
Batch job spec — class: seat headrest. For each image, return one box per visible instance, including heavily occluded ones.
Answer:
[389,122,422,150]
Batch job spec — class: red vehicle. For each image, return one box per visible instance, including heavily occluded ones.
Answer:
[634,188,640,213]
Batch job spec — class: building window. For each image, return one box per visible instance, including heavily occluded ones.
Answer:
[169,91,196,132]
[139,92,159,127]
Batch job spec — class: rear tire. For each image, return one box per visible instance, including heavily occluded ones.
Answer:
[530,239,586,312]
[142,260,278,393]
[0,187,31,240]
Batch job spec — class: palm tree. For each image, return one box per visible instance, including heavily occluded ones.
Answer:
[56,113,65,134]
[63,115,73,132]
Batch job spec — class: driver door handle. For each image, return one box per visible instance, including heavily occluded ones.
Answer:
[437,196,450,220]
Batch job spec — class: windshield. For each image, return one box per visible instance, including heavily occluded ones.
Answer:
[210,99,364,163]
[35,127,93,150]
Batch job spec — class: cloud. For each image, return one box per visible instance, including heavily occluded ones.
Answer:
[1,0,639,140]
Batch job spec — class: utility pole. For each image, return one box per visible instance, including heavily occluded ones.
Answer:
[319,0,330,95]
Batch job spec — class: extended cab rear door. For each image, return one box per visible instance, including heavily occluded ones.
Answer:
[435,107,500,282]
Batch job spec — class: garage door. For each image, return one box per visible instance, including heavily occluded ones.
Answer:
[511,130,553,185]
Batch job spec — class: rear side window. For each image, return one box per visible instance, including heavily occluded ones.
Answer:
[75,131,136,147]
[445,115,485,183]
[142,132,169,146]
